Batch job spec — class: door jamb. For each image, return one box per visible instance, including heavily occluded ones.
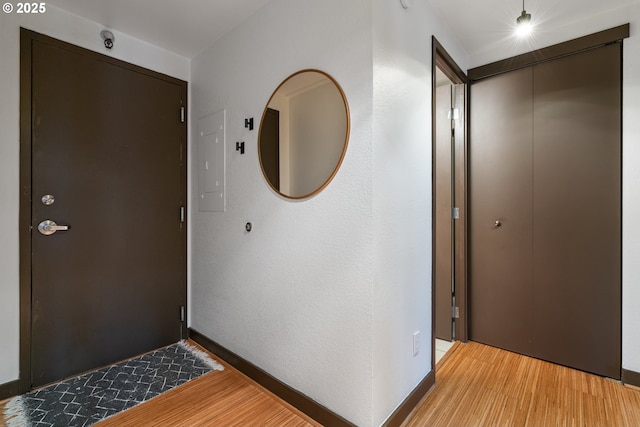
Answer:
[431,37,468,371]
[18,28,34,394]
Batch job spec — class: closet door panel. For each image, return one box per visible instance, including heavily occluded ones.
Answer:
[532,44,621,378]
[469,67,534,355]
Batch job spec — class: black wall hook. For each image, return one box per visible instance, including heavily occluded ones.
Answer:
[236,141,245,154]
[245,118,254,131]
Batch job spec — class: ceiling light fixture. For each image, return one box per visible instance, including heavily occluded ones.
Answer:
[515,0,533,37]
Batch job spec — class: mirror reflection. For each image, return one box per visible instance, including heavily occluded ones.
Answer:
[259,70,349,199]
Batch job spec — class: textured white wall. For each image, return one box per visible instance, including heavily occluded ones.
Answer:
[371,1,468,424]
[466,4,640,376]
[0,5,189,385]
[191,0,469,424]
[189,0,374,424]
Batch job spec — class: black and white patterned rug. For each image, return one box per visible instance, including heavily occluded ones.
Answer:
[3,341,223,427]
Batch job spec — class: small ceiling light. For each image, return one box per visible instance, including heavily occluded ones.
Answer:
[515,0,533,37]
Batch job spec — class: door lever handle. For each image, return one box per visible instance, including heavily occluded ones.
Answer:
[38,220,70,236]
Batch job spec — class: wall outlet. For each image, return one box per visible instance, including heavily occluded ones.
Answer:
[413,331,420,357]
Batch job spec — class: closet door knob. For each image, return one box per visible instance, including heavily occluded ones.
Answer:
[494,220,502,228]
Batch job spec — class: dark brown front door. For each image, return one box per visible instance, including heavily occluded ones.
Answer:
[469,44,621,378]
[24,30,187,387]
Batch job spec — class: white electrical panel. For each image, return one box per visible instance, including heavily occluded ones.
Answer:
[198,110,226,212]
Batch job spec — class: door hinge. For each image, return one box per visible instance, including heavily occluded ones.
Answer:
[180,206,185,223]
[452,207,460,220]
[452,306,460,319]
[180,306,185,322]
[180,106,185,123]
[447,108,460,121]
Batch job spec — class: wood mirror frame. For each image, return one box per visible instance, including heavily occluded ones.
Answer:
[258,69,350,199]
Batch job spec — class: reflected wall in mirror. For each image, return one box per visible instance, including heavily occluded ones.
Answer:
[258,69,350,199]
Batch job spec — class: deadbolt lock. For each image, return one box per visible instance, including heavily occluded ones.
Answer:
[41,194,55,205]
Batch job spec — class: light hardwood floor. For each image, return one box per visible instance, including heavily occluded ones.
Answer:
[0,340,319,427]
[96,341,320,427]
[404,341,640,427]
[3,340,640,426]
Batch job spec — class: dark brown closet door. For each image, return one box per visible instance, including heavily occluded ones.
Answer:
[469,67,534,355]
[469,43,621,379]
[532,44,621,378]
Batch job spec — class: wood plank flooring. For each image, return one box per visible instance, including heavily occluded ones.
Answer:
[96,341,320,427]
[404,341,640,427]
[3,340,640,426]
[0,340,319,427]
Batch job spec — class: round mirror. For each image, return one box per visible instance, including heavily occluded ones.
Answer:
[258,69,350,199]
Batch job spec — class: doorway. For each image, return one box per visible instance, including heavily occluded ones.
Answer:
[432,38,467,367]
[19,29,188,390]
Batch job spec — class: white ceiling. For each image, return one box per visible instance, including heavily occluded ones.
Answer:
[47,0,272,58]
[426,0,637,67]
[48,0,636,61]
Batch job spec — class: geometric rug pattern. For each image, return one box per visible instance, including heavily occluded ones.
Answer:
[4,341,223,427]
